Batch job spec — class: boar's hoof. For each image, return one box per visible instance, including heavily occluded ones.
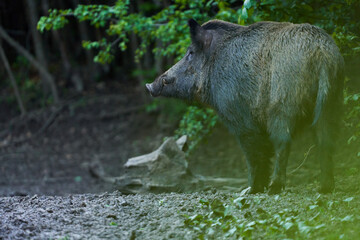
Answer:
[268,180,284,195]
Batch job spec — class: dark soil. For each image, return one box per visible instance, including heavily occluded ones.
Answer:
[0,191,222,239]
[1,83,359,239]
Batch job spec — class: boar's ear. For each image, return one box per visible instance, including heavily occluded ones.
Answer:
[188,19,213,50]
[189,19,201,40]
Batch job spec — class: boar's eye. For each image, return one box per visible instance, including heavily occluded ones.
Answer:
[162,76,175,85]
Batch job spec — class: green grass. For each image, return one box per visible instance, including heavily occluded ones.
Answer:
[184,171,360,239]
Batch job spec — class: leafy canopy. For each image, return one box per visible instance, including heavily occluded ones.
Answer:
[38,0,360,63]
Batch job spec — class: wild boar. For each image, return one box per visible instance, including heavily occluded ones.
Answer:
[146,19,344,194]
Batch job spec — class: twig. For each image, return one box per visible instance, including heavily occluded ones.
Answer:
[0,25,59,103]
[289,144,315,175]
[4,176,79,184]
[0,44,26,115]
[0,102,69,150]
[110,37,121,48]
[74,105,144,121]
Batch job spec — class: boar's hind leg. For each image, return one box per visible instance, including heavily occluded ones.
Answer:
[315,116,336,193]
[238,133,273,194]
[268,121,292,194]
[268,140,291,194]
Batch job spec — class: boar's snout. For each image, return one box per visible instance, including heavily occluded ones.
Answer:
[145,83,157,97]
[145,80,162,97]
[146,75,175,97]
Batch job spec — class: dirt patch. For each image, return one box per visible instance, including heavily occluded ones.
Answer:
[1,176,360,239]
[0,191,220,239]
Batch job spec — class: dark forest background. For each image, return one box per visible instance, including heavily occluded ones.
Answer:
[1,0,153,114]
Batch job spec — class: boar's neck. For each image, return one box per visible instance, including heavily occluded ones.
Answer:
[192,68,211,105]
[205,27,266,131]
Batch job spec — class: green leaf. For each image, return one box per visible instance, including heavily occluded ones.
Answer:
[343,197,354,202]
[341,215,353,222]
[309,205,318,210]
[314,223,326,229]
[241,8,248,20]
[243,0,252,9]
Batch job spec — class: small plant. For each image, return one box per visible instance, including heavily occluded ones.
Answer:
[344,91,360,157]
[175,106,218,153]
[184,192,360,239]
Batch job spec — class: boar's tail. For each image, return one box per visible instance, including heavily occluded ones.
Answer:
[312,66,330,126]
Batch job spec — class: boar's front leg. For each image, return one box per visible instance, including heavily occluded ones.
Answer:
[238,133,273,194]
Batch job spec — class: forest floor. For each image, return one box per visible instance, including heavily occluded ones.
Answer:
[0,83,360,239]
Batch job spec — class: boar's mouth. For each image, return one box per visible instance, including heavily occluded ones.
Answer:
[145,82,163,97]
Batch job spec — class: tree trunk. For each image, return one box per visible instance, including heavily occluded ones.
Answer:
[154,39,164,75]
[0,44,26,115]
[41,0,83,92]
[128,1,147,100]
[25,0,60,101]
[72,0,98,82]
[0,26,59,104]
[41,0,71,75]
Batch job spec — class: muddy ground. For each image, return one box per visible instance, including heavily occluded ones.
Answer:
[0,84,359,239]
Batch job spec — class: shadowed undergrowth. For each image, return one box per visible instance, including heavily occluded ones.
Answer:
[184,171,360,239]
[183,133,360,239]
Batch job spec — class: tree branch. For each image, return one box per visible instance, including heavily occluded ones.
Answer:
[0,25,60,104]
[0,44,26,115]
